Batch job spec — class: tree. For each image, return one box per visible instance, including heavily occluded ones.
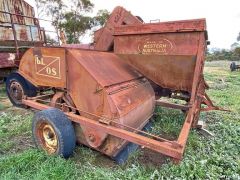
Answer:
[60,12,94,43]
[231,42,239,50]
[207,32,240,61]
[71,0,94,12]
[36,0,109,44]
[59,9,109,44]
[45,34,58,45]
[231,31,240,60]
[35,0,47,17]
[206,48,236,61]
[234,47,240,59]
[57,0,94,43]
[44,0,66,31]
[94,9,110,26]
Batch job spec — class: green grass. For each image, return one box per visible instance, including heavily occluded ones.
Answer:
[0,109,33,154]
[0,85,6,110]
[0,84,5,97]
[0,61,240,179]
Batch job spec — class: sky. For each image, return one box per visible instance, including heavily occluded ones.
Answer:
[26,0,240,49]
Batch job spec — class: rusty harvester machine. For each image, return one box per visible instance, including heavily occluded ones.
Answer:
[6,7,220,163]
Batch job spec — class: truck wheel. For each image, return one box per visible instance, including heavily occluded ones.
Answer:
[32,108,76,158]
[6,73,37,107]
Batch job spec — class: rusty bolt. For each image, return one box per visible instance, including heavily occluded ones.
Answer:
[88,134,96,142]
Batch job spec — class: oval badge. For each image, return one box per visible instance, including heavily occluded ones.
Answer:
[138,38,174,55]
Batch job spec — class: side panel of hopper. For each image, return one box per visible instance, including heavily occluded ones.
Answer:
[19,47,66,88]
[114,19,207,92]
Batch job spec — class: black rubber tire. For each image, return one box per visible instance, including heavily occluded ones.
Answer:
[230,62,236,71]
[32,108,76,158]
[6,72,37,107]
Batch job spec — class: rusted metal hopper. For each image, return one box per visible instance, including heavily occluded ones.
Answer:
[113,19,219,128]
[114,19,207,92]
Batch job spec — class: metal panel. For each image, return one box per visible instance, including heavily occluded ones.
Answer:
[114,20,207,92]
[94,6,143,51]
[0,26,14,40]
[14,24,31,41]
[67,49,143,87]
[19,47,67,88]
[0,0,35,25]
[0,0,10,22]
[114,19,206,35]
[0,53,16,68]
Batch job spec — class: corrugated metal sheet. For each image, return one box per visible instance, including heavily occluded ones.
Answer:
[0,0,35,25]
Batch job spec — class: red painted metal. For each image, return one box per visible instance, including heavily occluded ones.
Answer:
[0,53,17,68]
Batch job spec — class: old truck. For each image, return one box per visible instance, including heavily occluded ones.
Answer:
[0,0,46,79]
[5,6,220,164]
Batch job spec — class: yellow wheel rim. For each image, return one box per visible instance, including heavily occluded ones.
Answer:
[38,122,58,154]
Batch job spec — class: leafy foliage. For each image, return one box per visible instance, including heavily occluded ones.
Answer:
[45,34,58,45]
[60,12,94,44]
[234,47,240,58]
[72,0,94,12]
[35,0,109,44]
[207,32,240,61]
[59,9,109,44]
[46,0,66,29]
[206,48,240,61]
[94,9,110,26]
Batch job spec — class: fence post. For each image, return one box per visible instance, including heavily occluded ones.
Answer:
[10,13,20,59]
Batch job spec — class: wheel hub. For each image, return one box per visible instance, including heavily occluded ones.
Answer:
[38,122,58,154]
[9,81,24,104]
